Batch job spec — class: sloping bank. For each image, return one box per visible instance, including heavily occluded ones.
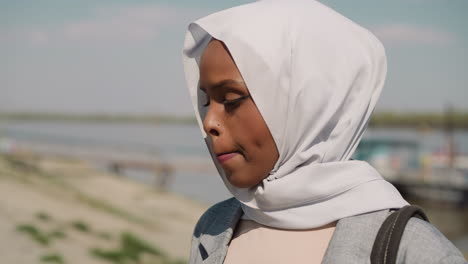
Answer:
[0,152,208,264]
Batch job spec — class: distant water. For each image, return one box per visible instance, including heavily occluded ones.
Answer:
[0,120,207,157]
[0,120,230,204]
[1,120,468,204]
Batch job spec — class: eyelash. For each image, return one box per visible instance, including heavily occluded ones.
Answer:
[202,95,250,107]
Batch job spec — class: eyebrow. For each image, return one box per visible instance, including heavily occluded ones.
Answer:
[199,79,245,91]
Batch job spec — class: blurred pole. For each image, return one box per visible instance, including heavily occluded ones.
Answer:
[154,163,173,191]
[444,104,455,169]
[109,162,122,175]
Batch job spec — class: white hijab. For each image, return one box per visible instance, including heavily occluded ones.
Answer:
[182,0,408,229]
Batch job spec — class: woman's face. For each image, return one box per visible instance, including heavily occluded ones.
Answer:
[199,39,279,188]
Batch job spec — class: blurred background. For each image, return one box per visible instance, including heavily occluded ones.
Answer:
[1,0,467,263]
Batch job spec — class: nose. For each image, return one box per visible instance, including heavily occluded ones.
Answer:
[202,103,222,138]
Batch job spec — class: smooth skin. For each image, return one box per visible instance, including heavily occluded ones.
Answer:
[199,39,279,188]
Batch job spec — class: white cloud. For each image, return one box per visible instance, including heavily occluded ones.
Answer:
[62,8,162,41]
[370,24,457,46]
[63,6,187,43]
[3,5,207,46]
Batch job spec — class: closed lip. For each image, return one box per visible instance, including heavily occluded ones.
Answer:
[216,152,240,163]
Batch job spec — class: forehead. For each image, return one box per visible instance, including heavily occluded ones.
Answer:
[199,40,243,84]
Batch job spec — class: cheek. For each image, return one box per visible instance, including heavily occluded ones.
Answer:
[232,105,278,167]
[245,113,273,150]
[223,104,279,188]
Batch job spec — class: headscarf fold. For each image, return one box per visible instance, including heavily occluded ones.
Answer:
[183,0,407,229]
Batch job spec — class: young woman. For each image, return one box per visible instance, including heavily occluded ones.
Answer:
[182,0,466,263]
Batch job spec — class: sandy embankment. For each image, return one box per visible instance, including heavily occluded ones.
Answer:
[0,152,209,264]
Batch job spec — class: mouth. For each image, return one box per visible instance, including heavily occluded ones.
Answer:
[216,151,241,163]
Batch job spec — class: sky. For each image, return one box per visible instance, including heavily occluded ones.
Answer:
[1,0,467,115]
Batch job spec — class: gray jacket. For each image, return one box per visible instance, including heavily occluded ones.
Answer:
[189,198,466,264]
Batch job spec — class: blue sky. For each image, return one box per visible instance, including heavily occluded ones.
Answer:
[1,0,467,115]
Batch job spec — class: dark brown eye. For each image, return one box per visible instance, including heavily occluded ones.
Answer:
[222,95,250,107]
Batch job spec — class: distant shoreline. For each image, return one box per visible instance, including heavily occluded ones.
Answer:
[0,112,197,125]
[1,111,468,130]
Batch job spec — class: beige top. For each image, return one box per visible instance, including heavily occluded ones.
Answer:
[224,220,336,264]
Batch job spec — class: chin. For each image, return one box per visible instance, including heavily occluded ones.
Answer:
[226,171,262,189]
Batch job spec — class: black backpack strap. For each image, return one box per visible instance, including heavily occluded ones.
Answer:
[371,205,429,264]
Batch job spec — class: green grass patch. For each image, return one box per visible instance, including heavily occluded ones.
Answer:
[71,220,91,233]
[90,231,183,264]
[90,248,127,264]
[49,229,67,239]
[36,211,52,222]
[16,223,67,245]
[40,253,65,264]
[96,231,113,241]
[120,232,165,259]
[16,224,50,246]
